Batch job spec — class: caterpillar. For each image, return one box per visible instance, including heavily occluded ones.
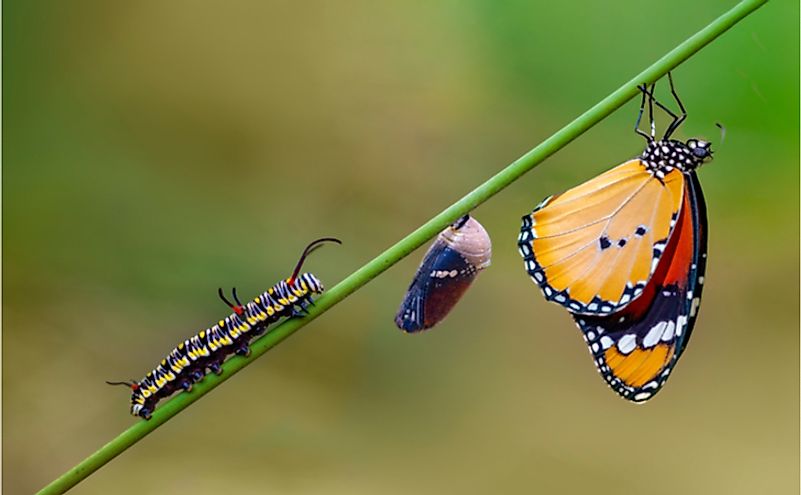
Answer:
[107,237,341,420]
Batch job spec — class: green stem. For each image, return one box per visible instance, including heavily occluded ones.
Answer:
[36,1,768,493]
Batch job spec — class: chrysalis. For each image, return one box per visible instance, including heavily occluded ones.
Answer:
[395,215,491,332]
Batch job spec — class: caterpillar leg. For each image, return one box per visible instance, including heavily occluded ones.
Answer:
[235,344,251,358]
[190,369,206,383]
[291,305,309,317]
[139,408,152,420]
[208,361,223,375]
[179,379,193,392]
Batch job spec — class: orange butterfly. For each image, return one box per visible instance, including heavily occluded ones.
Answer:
[518,74,711,402]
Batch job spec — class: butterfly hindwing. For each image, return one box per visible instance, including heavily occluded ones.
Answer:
[573,171,707,402]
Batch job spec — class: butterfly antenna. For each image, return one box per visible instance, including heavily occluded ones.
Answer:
[289,237,342,284]
[716,122,726,143]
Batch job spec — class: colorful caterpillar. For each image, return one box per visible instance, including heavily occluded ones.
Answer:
[107,237,341,420]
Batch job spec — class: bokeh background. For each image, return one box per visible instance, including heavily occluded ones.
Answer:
[4,1,798,494]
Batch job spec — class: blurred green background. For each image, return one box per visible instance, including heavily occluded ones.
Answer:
[4,1,798,494]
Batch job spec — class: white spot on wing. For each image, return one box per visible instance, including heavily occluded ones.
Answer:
[690,298,701,317]
[617,334,637,354]
[643,322,666,347]
[676,315,687,336]
[662,321,675,341]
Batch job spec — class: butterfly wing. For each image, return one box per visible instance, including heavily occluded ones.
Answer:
[573,171,707,402]
[677,172,708,357]
[518,159,685,315]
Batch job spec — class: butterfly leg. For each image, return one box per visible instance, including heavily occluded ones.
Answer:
[640,76,685,139]
[635,83,652,142]
[663,72,687,139]
[635,82,658,140]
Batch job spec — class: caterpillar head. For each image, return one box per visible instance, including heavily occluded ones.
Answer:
[286,237,340,297]
[293,273,324,295]
[107,380,152,419]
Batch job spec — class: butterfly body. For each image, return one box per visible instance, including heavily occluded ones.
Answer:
[517,77,712,402]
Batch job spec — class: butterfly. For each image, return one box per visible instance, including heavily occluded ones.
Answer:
[517,74,712,402]
[396,215,492,332]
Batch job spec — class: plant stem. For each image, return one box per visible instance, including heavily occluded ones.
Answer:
[36,1,768,493]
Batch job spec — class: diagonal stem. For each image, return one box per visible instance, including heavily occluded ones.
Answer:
[35,0,769,493]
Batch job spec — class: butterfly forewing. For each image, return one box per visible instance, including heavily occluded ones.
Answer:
[519,159,685,315]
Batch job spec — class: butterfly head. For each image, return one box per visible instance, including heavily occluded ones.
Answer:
[685,138,713,165]
[642,138,713,174]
